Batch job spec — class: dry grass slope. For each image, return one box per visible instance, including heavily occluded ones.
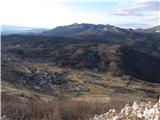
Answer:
[1,92,130,120]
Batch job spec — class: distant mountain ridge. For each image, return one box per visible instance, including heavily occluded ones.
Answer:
[42,23,130,37]
[135,25,160,33]
[1,24,159,36]
[41,23,159,43]
[42,23,160,36]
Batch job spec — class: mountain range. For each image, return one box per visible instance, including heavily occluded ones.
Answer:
[1,23,160,99]
[1,23,160,36]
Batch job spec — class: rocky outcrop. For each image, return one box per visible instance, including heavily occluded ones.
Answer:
[92,98,160,120]
[21,70,89,95]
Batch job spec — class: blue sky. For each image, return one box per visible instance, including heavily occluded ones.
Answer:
[0,0,159,29]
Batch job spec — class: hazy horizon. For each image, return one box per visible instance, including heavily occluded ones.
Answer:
[1,23,160,30]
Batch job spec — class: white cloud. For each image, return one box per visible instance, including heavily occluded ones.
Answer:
[114,0,159,15]
[112,0,160,27]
